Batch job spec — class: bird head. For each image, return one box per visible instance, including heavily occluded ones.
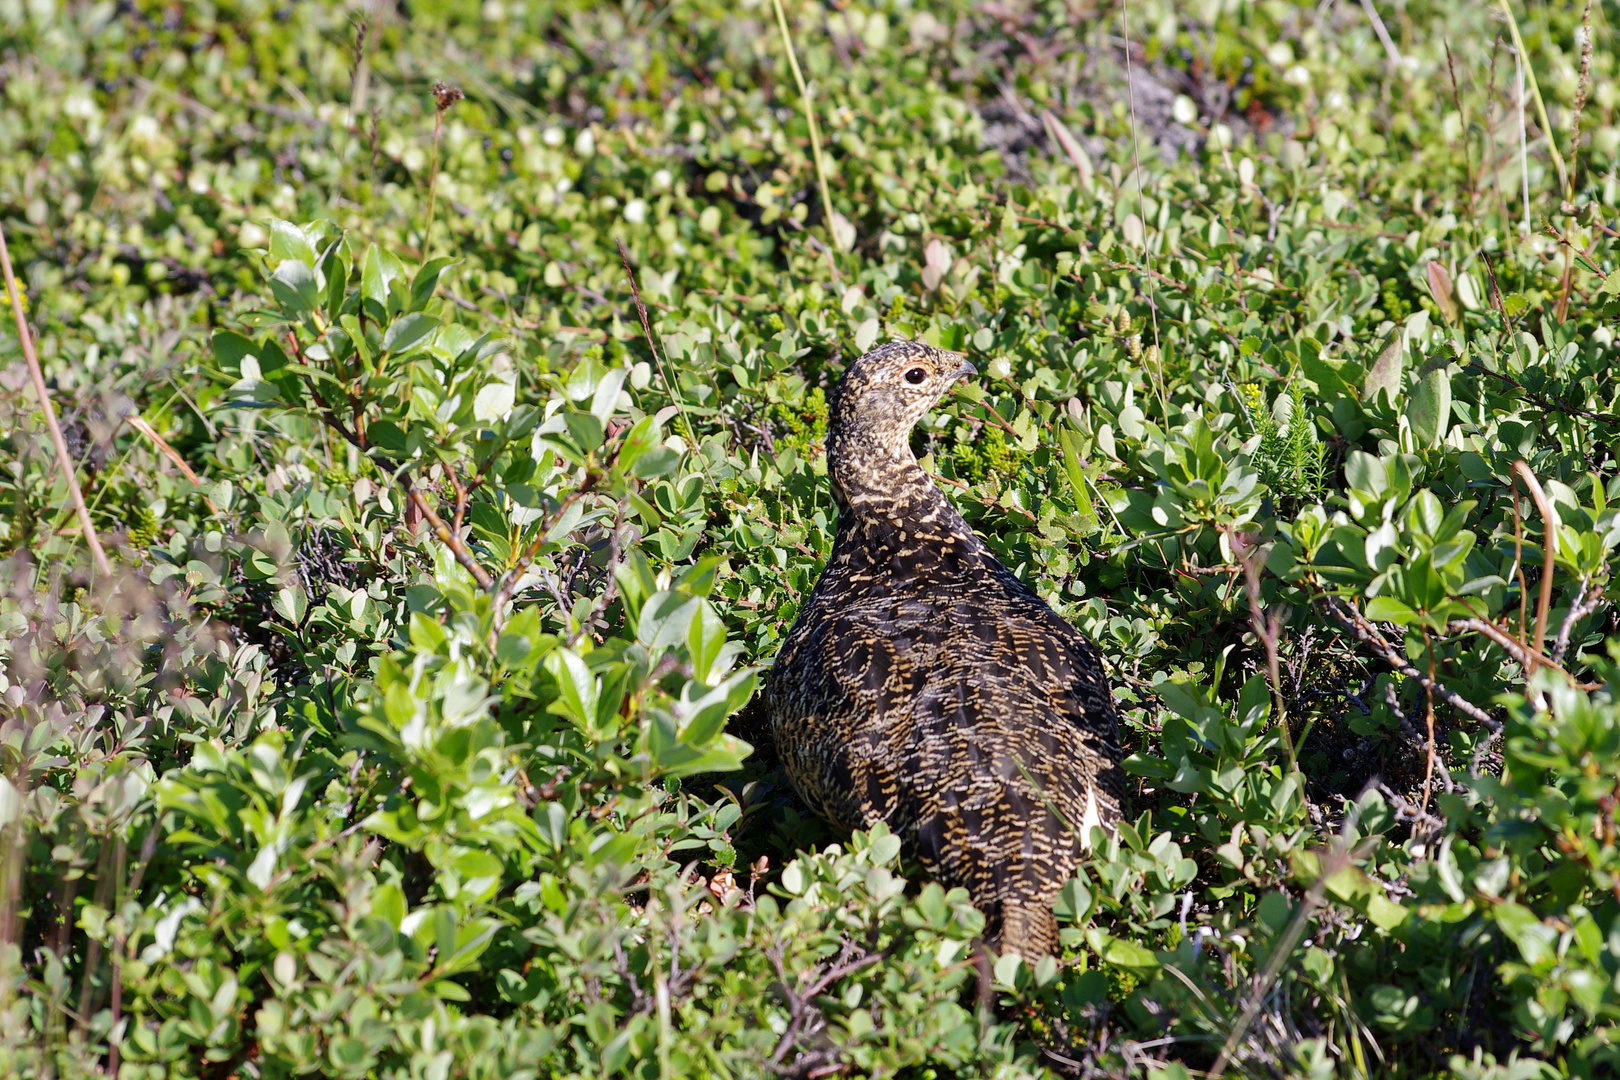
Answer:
[827,340,976,457]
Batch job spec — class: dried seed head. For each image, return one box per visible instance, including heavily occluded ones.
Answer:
[432,80,464,113]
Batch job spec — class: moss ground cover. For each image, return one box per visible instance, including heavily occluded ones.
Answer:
[4,1,1620,1076]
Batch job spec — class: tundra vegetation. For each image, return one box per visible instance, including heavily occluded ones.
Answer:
[3,1,1620,1077]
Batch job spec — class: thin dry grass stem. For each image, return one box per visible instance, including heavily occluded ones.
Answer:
[0,774,25,1012]
[126,415,221,514]
[1511,460,1557,680]
[1444,42,1478,220]
[1115,0,1168,420]
[1556,0,1594,321]
[769,0,841,278]
[72,834,120,1038]
[1511,37,1531,234]
[615,239,705,473]
[1484,36,1513,232]
[1,222,113,577]
[348,16,370,124]
[1359,0,1402,66]
[1566,0,1594,198]
[1480,247,1510,325]
[1497,1,1569,198]
[1040,109,1094,187]
[336,16,370,207]
[1511,474,1530,646]
[108,826,158,1077]
[370,99,382,181]
[1208,798,1376,1079]
[1233,531,1296,770]
[423,80,464,256]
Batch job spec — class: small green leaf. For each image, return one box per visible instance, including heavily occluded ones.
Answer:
[268,219,316,266]
[367,420,407,454]
[1425,261,1460,325]
[1362,330,1404,403]
[410,257,458,311]
[213,331,258,376]
[1101,935,1159,971]
[544,648,599,731]
[382,312,437,354]
[868,828,902,866]
[1365,893,1409,930]
[270,259,319,313]
[590,366,630,426]
[363,244,407,312]
[1406,367,1451,447]
[1364,596,1417,624]
[273,585,307,625]
[1053,876,1093,923]
[993,953,1025,990]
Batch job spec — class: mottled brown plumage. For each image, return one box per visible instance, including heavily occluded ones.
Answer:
[765,340,1125,957]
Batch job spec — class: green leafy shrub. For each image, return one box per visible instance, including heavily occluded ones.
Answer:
[5,1,1620,1077]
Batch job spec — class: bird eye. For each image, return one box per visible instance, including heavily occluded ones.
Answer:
[904,367,927,385]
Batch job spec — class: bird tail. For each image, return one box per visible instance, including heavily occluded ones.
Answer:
[996,901,1058,959]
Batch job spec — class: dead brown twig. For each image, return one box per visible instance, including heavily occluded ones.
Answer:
[1556,0,1594,322]
[1321,596,1500,731]
[1448,615,1600,690]
[766,938,889,1074]
[1385,681,1456,797]
[125,415,221,514]
[488,476,606,631]
[1550,579,1603,667]
[1444,41,1478,220]
[1,222,113,576]
[1232,530,1295,769]
[404,482,493,589]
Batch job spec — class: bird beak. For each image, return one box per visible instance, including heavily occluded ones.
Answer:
[953,359,977,381]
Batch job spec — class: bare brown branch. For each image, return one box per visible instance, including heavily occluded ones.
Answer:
[406,483,494,589]
[1448,616,1600,690]
[1321,596,1500,731]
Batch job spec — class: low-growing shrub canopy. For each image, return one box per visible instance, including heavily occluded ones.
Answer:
[3,1,1620,1077]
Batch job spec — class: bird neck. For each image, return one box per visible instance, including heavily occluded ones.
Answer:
[825,424,974,548]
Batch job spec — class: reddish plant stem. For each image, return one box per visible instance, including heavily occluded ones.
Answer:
[1,222,112,576]
[1511,460,1557,680]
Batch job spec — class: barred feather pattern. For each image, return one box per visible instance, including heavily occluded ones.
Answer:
[765,341,1125,957]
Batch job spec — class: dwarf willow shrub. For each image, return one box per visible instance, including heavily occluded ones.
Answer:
[5,0,1620,1077]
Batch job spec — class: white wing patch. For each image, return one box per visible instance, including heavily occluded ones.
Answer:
[1078,785,1101,850]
